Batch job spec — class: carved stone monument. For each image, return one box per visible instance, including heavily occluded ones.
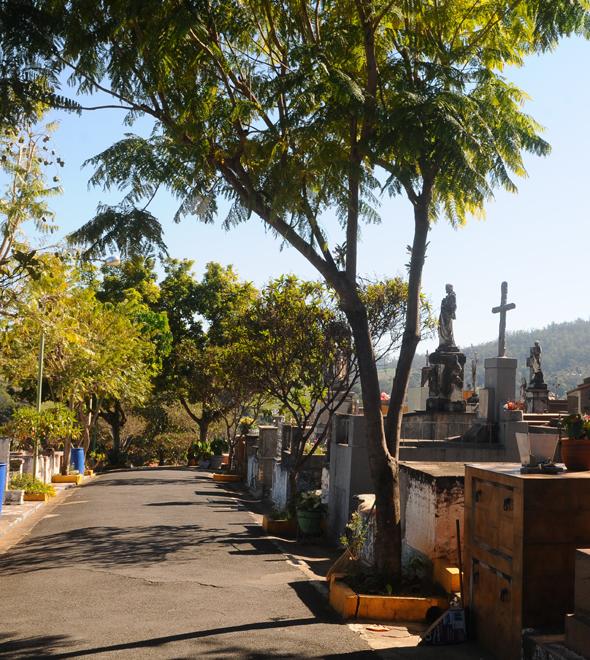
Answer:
[480,282,518,423]
[525,340,548,413]
[426,284,467,412]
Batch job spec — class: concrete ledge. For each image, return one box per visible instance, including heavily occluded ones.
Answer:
[52,474,83,485]
[329,578,449,622]
[212,473,241,483]
[262,515,297,537]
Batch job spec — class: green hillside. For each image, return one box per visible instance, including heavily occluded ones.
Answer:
[378,318,590,398]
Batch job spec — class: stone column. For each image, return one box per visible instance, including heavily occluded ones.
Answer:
[483,357,517,423]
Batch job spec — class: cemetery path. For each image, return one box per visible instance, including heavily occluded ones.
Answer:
[0,468,374,659]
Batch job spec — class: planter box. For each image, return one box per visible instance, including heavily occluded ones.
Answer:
[4,489,24,505]
[262,515,297,537]
[52,474,83,485]
[329,577,448,622]
[24,492,49,502]
[212,473,241,483]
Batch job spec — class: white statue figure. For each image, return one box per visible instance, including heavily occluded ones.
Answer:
[438,284,457,349]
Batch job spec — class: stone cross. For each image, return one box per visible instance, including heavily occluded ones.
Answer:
[492,281,516,357]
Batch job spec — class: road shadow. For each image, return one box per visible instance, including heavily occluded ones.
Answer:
[0,632,74,659]
[0,524,221,575]
[0,522,290,575]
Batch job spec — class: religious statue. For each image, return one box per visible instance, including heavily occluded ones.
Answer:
[527,341,545,388]
[438,284,457,349]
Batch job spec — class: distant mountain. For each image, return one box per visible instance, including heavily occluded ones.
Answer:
[378,318,590,398]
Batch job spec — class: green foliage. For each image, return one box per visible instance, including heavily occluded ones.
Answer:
[295,490,326,513]
[68,203,167,260]
[0,119,62,311]
[340,511,368,560]
[161,261,262,442]
[9,472,56,496]
[0,255,159,408]
[2,403,80,451]
[561,414,590,440]
[210,437,228,456]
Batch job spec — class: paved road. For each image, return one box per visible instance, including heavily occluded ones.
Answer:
[0,468,373,659]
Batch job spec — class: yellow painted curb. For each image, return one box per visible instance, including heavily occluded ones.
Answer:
[329,578,449,622]
[262,515,297,537]
[329,578,359,619]
[24,492,49,502]
[84,469,94,476]
[212,473,241,483]
[51,474,83,485]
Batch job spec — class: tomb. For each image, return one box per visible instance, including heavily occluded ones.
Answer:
[399,462,465,588]
[567,377,590,415]
[464,463,590,660]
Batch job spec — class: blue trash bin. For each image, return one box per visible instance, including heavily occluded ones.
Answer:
[0,463,7,516]
[70,447,85,474]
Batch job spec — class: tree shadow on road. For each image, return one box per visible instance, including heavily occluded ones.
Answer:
[0,632,74,659]
[0,522,291,575]
[2,617,374,659]
[0,524,224,575]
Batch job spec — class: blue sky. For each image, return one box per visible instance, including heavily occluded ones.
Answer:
[39,35,590,354]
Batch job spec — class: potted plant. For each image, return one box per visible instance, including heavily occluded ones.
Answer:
[209,437,228,470]
[295,490,326,536]
[560,414,590,471]
[9,473,56,502]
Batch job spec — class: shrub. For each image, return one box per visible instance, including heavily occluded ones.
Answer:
[295,490,326,513]
[9,473,56,496]
[210,437,228,456]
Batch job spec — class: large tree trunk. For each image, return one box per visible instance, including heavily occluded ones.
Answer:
[385,197,431,455]
[198,418,210,445]
[61,435,71,475]
[344,296,402,583]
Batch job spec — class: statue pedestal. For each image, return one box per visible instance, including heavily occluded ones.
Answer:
[426,348,466,413]
[525,386,549,414]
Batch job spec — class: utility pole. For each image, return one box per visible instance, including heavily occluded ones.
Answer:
[32,331,45,481]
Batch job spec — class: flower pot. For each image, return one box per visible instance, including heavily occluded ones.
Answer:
[296,509,323,536]
[561,438,590,471]
[24,492,49,502]
[198,459,211,469]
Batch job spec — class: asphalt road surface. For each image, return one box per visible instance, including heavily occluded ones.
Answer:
[0,468,374,659]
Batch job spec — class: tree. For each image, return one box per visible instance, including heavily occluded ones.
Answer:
[2,403,80,452]
[0,254,162,469]
[161,261,261,448]
[247,274,431,500]
[245,275,356,499]
[94,256,172,463]
[8,0,587,580]
[0,117,61,312]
